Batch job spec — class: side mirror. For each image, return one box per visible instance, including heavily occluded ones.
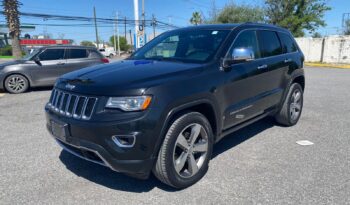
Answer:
[221,47,255,71]
[33,56,42,66]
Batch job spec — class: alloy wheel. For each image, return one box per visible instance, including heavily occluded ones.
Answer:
[7,76,26,93]
[173,123,208,178]
[290,89,302,121]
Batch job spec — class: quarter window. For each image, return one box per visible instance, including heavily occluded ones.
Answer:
[39,49,64,61]
[278,32,298,53]
[258,31,283,57]
[67,49,88,59]
[230,30,260,59]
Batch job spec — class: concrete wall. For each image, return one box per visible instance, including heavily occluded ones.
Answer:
[295,35,350,64]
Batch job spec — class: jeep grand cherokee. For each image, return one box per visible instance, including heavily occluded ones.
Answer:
[45,23,305,188]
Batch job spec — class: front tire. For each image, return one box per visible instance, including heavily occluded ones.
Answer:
[4,74,29,94]
[153,112,214,189]
[275,83,303,126]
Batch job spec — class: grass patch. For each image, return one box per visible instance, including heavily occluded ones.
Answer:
[0,56,14,59]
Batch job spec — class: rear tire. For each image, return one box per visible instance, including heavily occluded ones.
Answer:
[153,112,213,189]
[4,74,29,94]
[275,83,303,126]
[109,53,114,58]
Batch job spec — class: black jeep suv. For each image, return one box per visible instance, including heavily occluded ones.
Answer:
[45,23,305,188]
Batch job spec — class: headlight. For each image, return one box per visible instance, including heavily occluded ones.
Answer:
[106,96,152,111]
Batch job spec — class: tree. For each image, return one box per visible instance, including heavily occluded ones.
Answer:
[344,20,350,35]
[312,32,322,38]
[109,36,130,51]
[80,40,95,47]
[214,3,266,24]
[265,0,331,37]
[190,12,202,26]
[2,0,22,59]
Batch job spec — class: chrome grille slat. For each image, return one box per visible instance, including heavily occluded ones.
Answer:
[48,89,97,120]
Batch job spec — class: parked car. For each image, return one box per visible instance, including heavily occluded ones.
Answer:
[45,23,305,188]
[0,45,109,94]
[99,48,116,58]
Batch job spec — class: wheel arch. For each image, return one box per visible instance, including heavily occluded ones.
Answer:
[152,99,221,159]
[3,72,32,90]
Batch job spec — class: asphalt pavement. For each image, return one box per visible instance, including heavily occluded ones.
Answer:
[0,67,349,204]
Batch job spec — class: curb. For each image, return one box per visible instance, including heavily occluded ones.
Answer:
[305,62,350,69]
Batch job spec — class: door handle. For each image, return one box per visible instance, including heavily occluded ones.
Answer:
[56,62,65,65]
[257,64,268,69]
[284,59,292,63]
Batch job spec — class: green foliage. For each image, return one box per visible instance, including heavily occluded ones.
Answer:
[109,36,130,51]
[80,40,95,47]
[344,20,350,35]
[0,45,13,56]
[208,3,265,24]
[190,11,203,25]
[265,0,331,37]
[312,32,322,38]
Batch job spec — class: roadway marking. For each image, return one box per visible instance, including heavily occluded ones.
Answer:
[0,93,5,97]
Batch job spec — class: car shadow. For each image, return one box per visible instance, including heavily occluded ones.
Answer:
[59,151,177,193]
[59,117,275,192]
[29,86,53,92]
[212,117,275,158]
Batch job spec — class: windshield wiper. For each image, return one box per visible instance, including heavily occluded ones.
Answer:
[144,56,184,63]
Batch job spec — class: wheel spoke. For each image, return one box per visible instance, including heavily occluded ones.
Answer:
[189,124,201,146]
[294,91,301,102]
[175,151,188,173]
[193,141,207,153]
[176,133,189,150]
[187,154,198,175]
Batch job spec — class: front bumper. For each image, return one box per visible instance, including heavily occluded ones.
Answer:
[45,106,160,179]
[0,73,5,90]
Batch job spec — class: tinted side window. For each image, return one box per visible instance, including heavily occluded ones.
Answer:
[230,30,260,59]
[88,49,103,58]
[258,31,282,57]
[67,49,88,59]
[278,32,298,53]
[39,49,64,61]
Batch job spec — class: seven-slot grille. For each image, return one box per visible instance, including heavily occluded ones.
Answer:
[48,89,97,120]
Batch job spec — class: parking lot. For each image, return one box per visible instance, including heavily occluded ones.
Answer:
[0,67,349,204]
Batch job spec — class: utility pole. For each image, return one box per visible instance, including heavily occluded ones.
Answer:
[133,0,139,49]
[93,6,99,48]
[151,14,157,39]
[142,0,145,34]
[124,16,127,40]
[116,12,121,56]
[129,29,133,46]
[113,15,117,52]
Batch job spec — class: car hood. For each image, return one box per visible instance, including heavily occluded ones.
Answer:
[56,60,203,96]
[0,60,26,68]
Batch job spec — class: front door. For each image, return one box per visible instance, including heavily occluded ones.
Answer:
[29,48,67,86]
[222,30,272,129]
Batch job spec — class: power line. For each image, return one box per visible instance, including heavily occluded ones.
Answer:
[0,11,179,29]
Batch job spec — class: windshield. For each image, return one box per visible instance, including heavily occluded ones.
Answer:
[22,49,41,60]
[130,29,230,63]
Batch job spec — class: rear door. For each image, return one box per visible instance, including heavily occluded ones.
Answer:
[256,30,286,108]
[65,48,101,73]
[222,30,272,129]
[29,48,67,86]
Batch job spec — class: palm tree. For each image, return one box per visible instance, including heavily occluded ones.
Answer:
[2,0,22,59]
[190,12,202,26]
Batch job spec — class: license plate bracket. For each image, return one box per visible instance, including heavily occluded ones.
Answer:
[51,120,68,141]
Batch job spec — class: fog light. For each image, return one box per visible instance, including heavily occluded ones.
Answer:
[112,135,135,148]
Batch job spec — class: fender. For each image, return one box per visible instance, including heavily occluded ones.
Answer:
[2,71,33,88]
[151,97,221,159]
[278,68,305,112]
